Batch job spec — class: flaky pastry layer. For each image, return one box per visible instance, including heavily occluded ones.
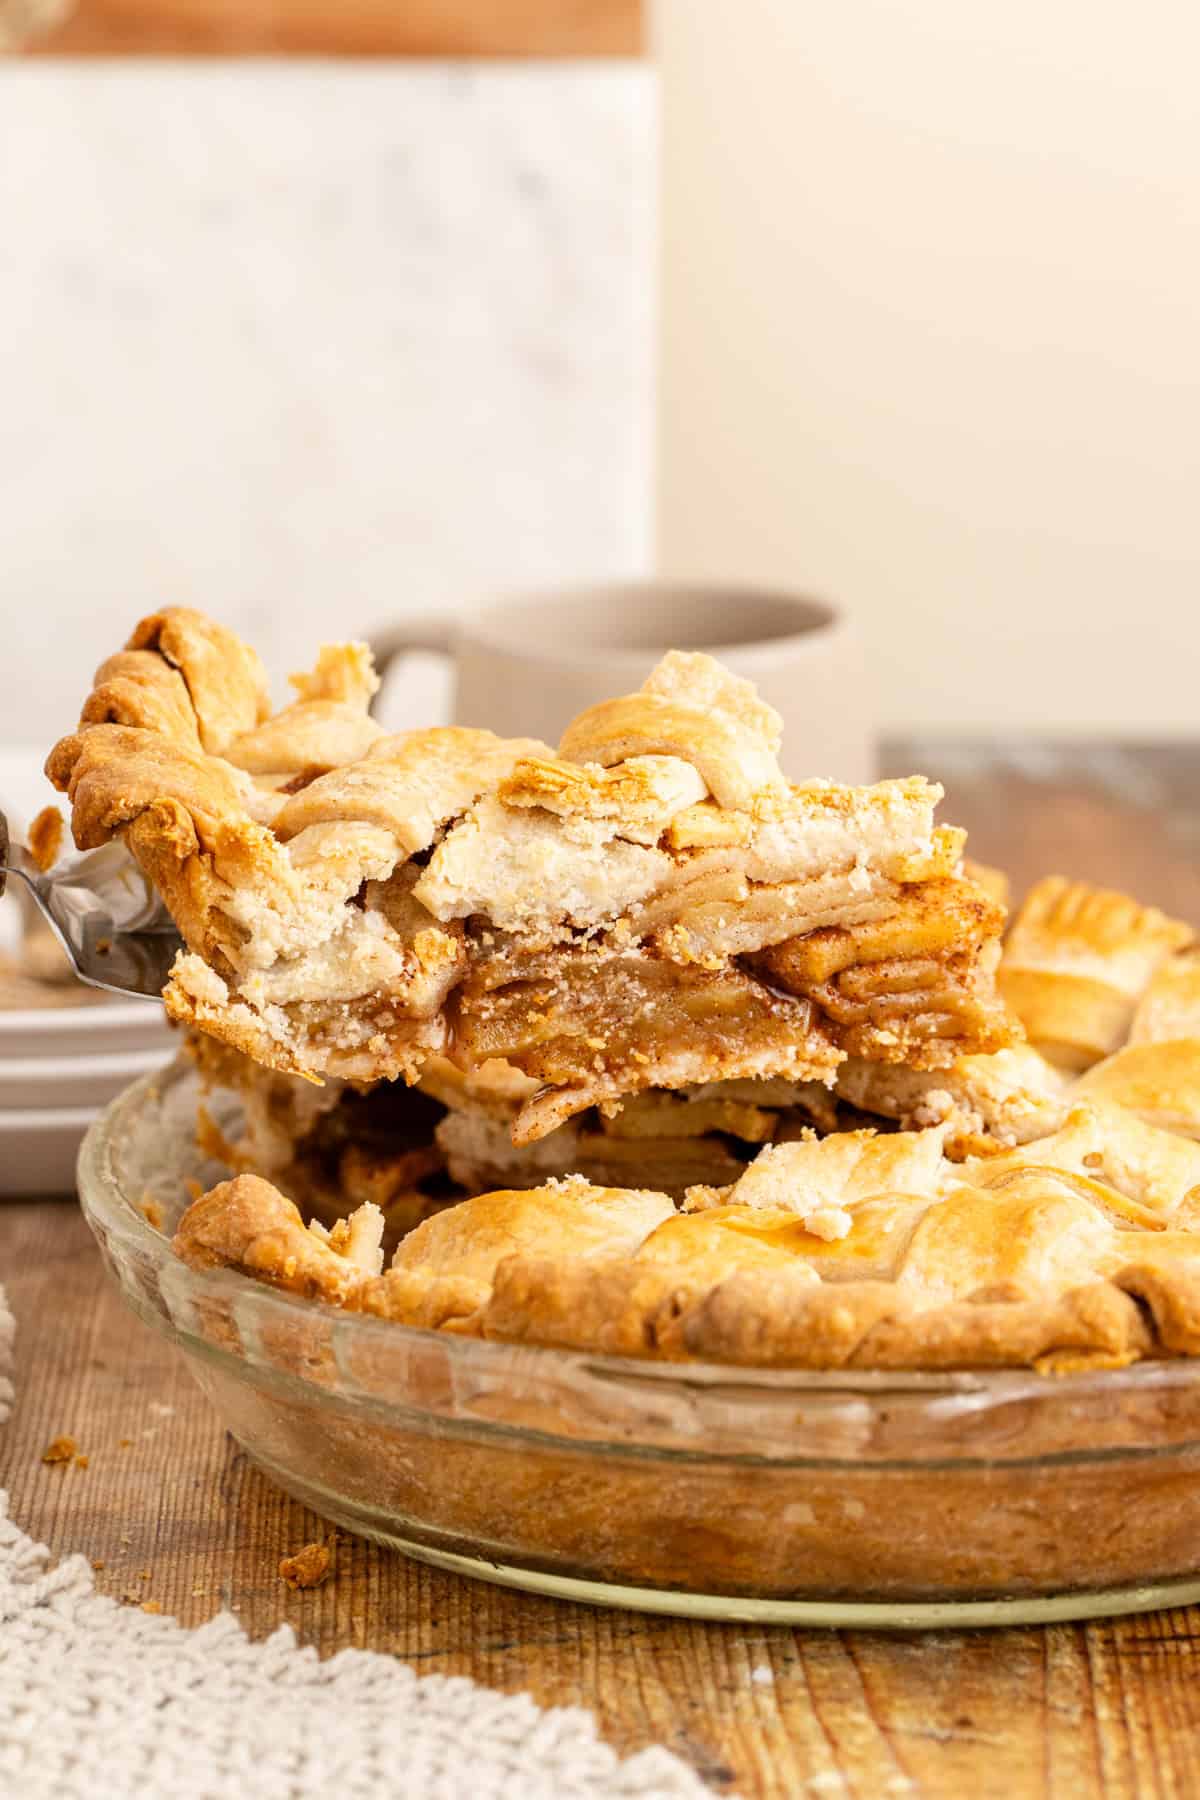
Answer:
[48,609,1013,1136]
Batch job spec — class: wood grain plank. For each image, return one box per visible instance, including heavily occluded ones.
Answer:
[1039,1627,1107,1799]
[18,0,642,57]
[885,742,1200,922]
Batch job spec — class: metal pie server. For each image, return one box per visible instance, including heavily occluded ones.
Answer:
[0,807,181,1000]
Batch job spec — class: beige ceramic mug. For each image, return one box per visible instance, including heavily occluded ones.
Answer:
[369,581,875,784]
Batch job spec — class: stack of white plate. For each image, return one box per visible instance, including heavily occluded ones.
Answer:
[0,1000,175,1195]
[1,746,175,1195]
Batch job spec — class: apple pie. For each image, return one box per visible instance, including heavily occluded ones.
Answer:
[47,609,1013,1140]
[54,609,1200,1376]
[170,862,1200,1372]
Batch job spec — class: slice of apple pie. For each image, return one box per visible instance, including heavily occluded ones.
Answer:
[47,608,1014,1140]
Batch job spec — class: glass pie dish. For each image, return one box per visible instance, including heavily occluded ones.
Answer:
[79,1062,1200,1627]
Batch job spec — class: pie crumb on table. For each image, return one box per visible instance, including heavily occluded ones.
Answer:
[279,1541,334,1590]
[40,1434,79,1465]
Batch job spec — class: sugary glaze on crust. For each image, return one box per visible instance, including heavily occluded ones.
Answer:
[48,610,1013,1133]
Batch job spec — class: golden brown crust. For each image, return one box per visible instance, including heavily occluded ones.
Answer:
[496,753,706,843]
[388,1180,674,1307]
[47,610,1012,1115]
[126,608,271,752]
[1006,875,1194,967]
[172,1173,383,1303]
[76,648,203,747]
[1076,1041,1200,1140]
[171,1118,1200,1371]
[960,1100,1200,1222]
[1130,952,1200,1045]
[46,611,292,968]
[666,1268,1158,1372]
[49,723,248,851]
[224,701,384,777]
[559,694,780,811]
[994,969,1132,1072]
[270,728,549,852]
[483,1256,1158,1372]
[558,650,786,809]
[999,876,1194,1069]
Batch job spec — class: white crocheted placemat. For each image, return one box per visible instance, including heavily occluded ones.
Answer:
[0,1283,707,1799]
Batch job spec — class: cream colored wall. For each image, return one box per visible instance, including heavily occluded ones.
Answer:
[656,1,1200,733]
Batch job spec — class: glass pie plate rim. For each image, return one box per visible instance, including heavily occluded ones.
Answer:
[78,1062,1200,1628]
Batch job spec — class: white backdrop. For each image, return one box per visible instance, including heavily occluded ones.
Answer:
[0,64,652,742]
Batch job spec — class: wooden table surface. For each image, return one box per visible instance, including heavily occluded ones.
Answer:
[4,742,1200,1798]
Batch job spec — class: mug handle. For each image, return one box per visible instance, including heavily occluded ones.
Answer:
[367,617,455,686]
